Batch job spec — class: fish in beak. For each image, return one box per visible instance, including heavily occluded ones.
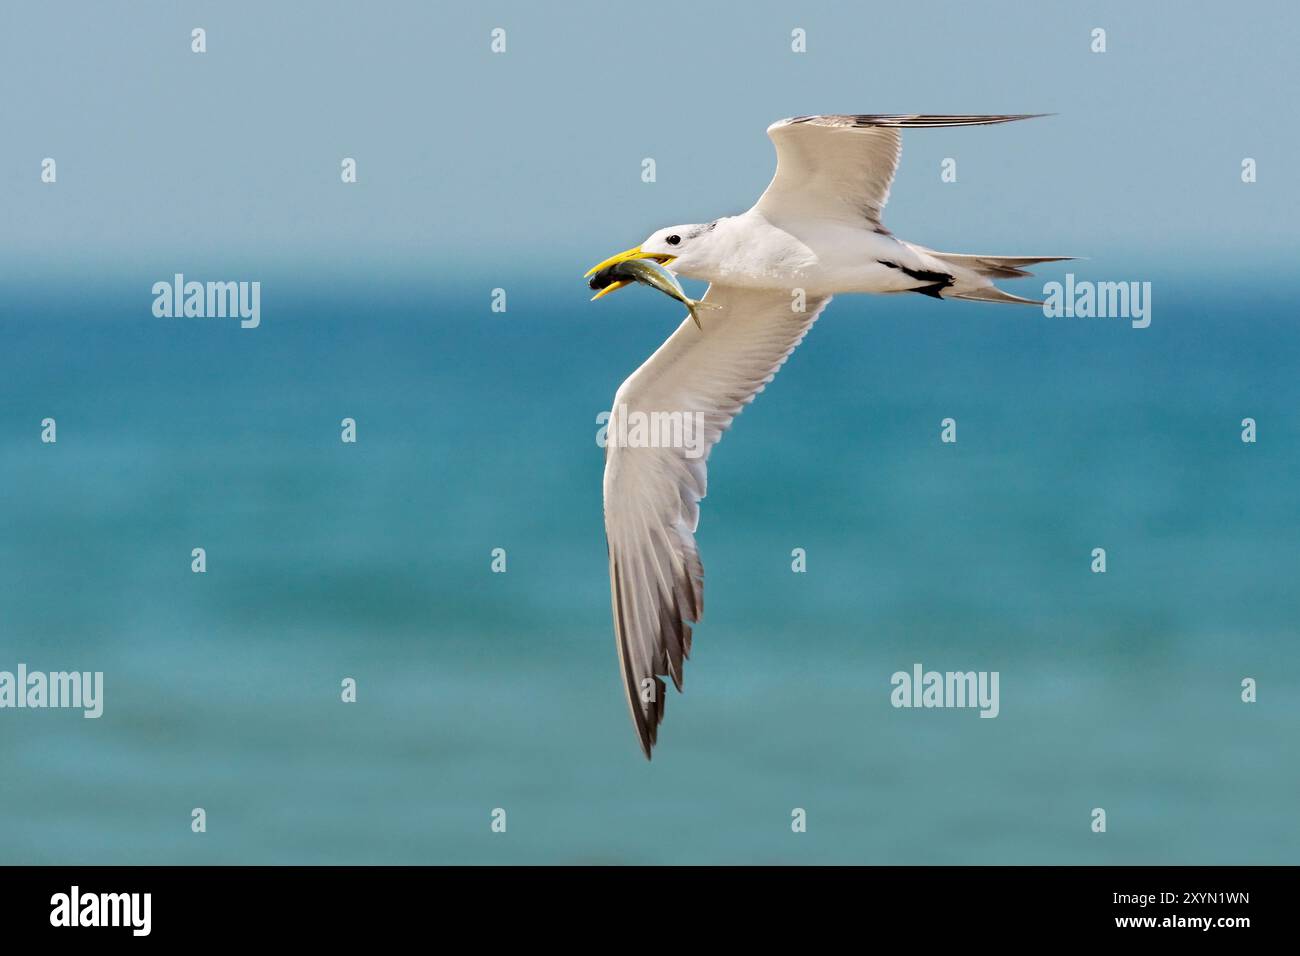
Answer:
[583,253,718,330]
[585,246,676,299]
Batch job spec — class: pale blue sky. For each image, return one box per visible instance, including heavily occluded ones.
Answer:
[2,0,1295,276]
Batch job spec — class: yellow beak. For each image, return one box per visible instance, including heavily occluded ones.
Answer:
[590,280,632,301]
[585,245,677,301]
[584,245,676,278]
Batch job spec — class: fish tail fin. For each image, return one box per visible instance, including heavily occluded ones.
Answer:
[686,299,721,329]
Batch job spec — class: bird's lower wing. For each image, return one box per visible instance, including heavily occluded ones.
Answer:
[603,284,833,758]
[755,114,1046,228]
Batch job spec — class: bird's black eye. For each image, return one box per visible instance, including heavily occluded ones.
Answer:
[665,234,681,246]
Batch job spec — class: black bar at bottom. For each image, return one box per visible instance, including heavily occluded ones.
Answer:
[0,866,1283,941]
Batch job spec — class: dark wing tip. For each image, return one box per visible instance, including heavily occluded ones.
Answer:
[632,675,667,760]
[786,113,1053,129]
[612,554,676,761]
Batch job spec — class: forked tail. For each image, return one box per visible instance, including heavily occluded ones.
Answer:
[932,252,1074,306]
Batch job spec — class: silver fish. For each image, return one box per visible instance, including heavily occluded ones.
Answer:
[587,258,718,329]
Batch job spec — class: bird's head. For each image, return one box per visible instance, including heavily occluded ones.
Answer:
[584,222,718,290]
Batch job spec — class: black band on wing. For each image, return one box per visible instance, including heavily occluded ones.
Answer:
[878,259,955,298]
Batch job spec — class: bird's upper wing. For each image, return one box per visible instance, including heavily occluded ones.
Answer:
[603,283,833,758]
[754,114,1044,227]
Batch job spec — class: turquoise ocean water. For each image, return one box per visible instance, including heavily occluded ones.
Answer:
[1,268,1297,863]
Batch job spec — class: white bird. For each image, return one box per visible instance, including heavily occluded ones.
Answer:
[588,114,1070,758]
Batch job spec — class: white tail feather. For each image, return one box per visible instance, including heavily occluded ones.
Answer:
[948,285,1044,306]
[934,253,1074,279]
